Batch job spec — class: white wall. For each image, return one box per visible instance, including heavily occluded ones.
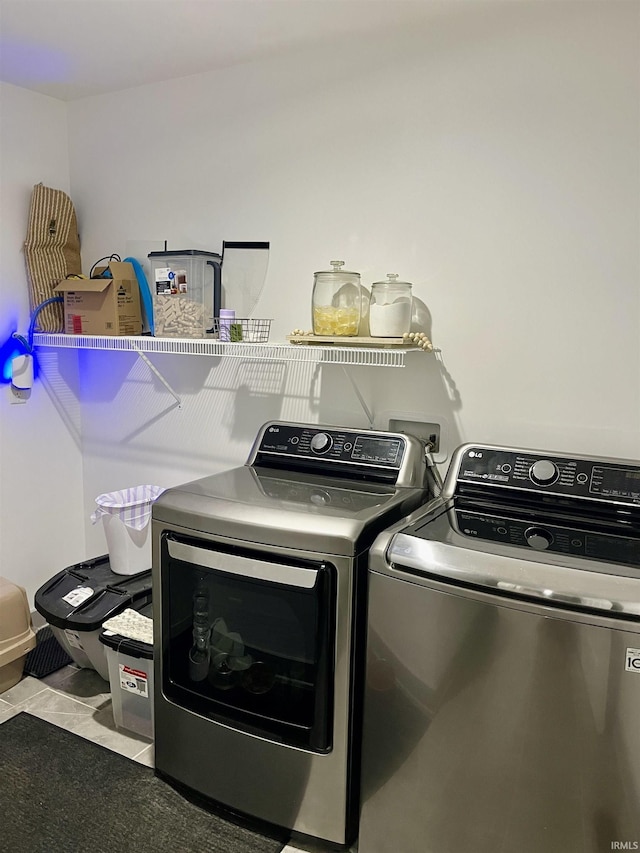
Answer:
[3,1,639,596]
[0,82,85,605]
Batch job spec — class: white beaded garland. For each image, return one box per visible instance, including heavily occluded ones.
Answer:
[289,327,434,351]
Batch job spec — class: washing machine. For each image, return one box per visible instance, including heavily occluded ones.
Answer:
[360,442,640,853]
[151,420,435,848]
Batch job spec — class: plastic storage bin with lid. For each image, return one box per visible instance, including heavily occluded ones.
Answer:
[100,602,154,739]
[34,556,152,681]
[148,249,222,338]
[0,578,36,694]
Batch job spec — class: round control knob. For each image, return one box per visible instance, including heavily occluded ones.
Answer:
[310,432,332,453]
[525,526,554,551]
[529,459,559,486]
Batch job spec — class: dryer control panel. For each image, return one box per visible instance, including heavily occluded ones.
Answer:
[452,445,640,508]
[247,421,427,487]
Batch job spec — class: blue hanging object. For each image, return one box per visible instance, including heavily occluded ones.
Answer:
[124,256,154,335]
[10,295,65,355]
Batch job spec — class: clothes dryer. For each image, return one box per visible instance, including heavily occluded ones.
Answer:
[152,421,434,848]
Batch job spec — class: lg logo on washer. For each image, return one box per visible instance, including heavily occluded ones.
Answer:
[625,648,640,672]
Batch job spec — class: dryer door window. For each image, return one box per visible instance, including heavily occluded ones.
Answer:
[160,533,336,751]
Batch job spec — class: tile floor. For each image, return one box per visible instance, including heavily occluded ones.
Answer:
[0,663,154,765]
[0,661,356,853]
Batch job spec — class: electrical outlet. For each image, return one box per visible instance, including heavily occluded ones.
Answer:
[389,418,440,453]
[9,385,30,404]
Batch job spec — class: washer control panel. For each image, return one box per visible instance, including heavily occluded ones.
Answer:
[455,446,640,507]
[255,423,406,469]
[453,509,640,567]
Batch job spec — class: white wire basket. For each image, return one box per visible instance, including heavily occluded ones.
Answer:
[210,318,272,343]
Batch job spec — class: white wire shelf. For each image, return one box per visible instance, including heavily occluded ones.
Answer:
[33,333,424,368]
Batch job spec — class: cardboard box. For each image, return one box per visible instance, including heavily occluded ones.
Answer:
[54,261,142,336]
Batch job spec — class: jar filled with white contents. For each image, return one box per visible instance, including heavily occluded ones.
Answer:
[312,260,362,336]
[369,274,413,338]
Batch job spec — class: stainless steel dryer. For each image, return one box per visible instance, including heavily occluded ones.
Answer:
[360,443,640,853]
[151,421,433,848]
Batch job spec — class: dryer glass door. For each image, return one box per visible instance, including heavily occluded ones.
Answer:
[160,533,336,751]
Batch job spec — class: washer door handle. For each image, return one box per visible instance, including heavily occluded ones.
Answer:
[167,539,319,589]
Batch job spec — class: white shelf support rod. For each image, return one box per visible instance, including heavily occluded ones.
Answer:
[341,365,374,429]
[131,345,182,407]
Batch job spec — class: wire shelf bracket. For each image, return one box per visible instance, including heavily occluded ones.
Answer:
[131,345,182,407]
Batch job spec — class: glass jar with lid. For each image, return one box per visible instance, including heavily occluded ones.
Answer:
[312,260,361,337]
[369,274,413,338]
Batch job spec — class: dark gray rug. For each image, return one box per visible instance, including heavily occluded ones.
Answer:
[0,713,286,853]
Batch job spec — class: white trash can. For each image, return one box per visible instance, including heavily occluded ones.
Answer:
[91,485,165,576]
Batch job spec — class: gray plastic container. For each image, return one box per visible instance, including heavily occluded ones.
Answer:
[148,249,221,338]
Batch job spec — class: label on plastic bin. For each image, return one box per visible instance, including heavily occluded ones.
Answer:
[119,663,149,698]
[154,267,173,295]
[154,267,187,295]
[65,629,84,650]
[62,586,93,606]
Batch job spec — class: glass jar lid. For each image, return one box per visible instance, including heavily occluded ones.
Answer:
[372,273,412,288]
[314,260,360,278]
